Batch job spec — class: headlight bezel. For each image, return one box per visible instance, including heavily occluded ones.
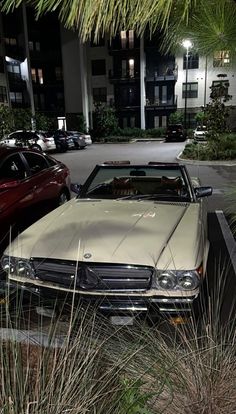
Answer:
[1,255,35,280]
[155,269,200,291]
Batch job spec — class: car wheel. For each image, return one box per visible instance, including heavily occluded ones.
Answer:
[31,144,42,151]
[58,190,70,206]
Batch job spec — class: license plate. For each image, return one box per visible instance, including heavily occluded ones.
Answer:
[110,316,134,326]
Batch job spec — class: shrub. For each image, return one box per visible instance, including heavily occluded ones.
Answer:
[182,133,236,160]
[145,128,166,137]
[169,111,183,125]
[92,103,119,137]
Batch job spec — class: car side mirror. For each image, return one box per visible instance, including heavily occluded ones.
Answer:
[195,186,213,198]
[71,183,82,194]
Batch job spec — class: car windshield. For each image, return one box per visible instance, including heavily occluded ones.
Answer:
[196,126,207,131]
[81,165,191,201]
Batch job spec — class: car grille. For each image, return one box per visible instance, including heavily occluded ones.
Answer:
[32,258,153,291]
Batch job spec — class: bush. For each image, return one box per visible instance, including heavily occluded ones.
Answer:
[92,103,119,137]
[182,133,236,160]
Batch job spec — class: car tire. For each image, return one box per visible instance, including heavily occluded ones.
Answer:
[58,189,70,206]
[31,144,42,151]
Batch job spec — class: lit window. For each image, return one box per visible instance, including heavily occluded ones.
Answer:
[213,51,230,67]
[38,69,43,84]
[31,68,37,82]
[120,31,127,49]
[128,30,134,49]
[5,38,17,46]
[129,59,134,78]
[154,116,159,128]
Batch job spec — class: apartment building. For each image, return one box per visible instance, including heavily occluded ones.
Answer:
[0,6,65,119]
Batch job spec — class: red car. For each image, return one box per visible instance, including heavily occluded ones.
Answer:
[0,147,71,251]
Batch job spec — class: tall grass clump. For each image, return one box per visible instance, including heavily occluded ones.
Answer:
[0,254,235,413]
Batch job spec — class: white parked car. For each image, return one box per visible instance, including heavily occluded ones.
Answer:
[0,131,56,152]
[77,131,92,145]
[2,162,212,322]
[194,126,208,141]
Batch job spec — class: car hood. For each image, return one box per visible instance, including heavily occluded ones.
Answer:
[6,198,202,270]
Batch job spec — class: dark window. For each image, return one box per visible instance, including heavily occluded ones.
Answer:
[182,82,198,98]
[91,59,106,76]
[55,66,63,81]
[10,92,23,103]
[0,153,27,180]
[183,53,199,69]
[212,80,229,97]
[93,87,107,103]
[0,57,4,73]
[23,152,48,175]
[0,86,8,104]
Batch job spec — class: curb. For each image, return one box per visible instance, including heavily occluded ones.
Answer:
[215,210,236,276]
[177,151,236,167]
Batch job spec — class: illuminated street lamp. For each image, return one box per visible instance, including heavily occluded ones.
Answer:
[182,39,193,129]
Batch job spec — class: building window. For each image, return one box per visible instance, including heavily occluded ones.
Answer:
[123,117,128,128]
[10,91,23,103]
[91,59,106,76]
[162,116,167,127]
[182,82,198,98]
[154,116,159,128]
[212,80,229,97]
[0,86,7,103]
[120,31,127,49]
[5,37,17,46]
[183,53,199,69]
[129,59,134,78]
[93,87,107,103]
[129,30,134,49]
[35,42,40,52]
[213,51,230,67]
[55,67,63,81]
[130,116,135,128]
[162,85,167,104]
[29,41,41,51]
[38,69,43,84]
[31,68,37,82]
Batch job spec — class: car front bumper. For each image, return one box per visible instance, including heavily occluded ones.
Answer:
[9,279,198,316]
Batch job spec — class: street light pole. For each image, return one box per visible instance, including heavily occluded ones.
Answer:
[182,40,192,130]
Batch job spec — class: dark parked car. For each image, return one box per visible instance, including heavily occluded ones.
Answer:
[166,124,186,142]
[67,131,86,149]
[53,130,74,152]
[0,147,71,252]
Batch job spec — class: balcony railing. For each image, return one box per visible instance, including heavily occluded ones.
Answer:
[145,95,177,107]
[109,70,140,81]
[146,66,178,81]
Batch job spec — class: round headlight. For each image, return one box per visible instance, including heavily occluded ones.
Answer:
[158,272,177,290]
[178,272,199,290]
[1,256,15,274]
[15,259,35,279]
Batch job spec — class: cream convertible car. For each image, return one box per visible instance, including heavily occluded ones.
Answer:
[2,162,212,319]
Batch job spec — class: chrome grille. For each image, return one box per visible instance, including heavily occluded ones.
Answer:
[32,259,153,291]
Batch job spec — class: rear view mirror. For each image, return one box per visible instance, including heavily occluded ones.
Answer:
[195,186,213,198]
[71,183,82,194]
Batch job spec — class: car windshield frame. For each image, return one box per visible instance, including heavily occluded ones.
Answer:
[79,164,194,202]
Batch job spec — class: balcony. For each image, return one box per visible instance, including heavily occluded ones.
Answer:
[145,95,177,109]
[146,66,178,82]
[109,70,140,83]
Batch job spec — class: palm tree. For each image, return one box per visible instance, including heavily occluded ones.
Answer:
[1,0,236,57]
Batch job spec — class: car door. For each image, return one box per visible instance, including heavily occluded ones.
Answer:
[0,152,35,249]
[21,151,62,210]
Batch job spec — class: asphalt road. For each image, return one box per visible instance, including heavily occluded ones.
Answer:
[54,141,236,213]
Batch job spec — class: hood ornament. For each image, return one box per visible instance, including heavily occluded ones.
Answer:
[84,253,92,259]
